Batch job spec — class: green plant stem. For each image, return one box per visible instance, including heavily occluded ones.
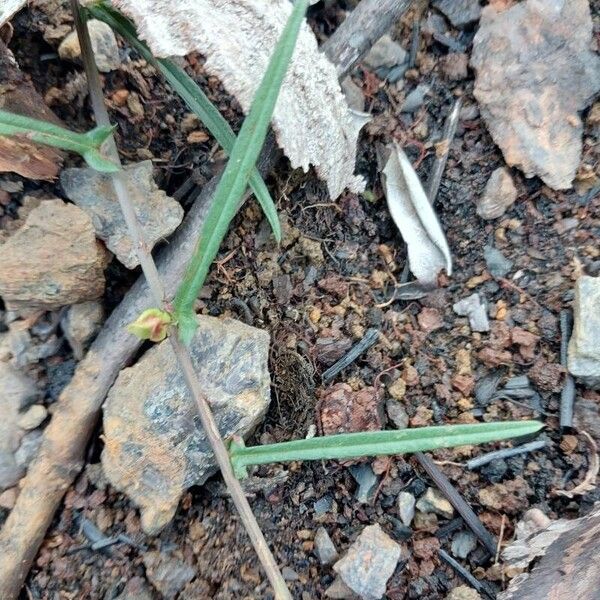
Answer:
[70,3,291,598]
[88,1,280,241]
[229,421,543,478]
[0,109,118,171]
[174,0,310,344]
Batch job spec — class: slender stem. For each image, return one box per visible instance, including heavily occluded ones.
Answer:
[70,2,291,598]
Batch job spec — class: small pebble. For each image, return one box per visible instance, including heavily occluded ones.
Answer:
[17,404,47,430]
[0,487,18,509]
[314,527,338,565]
[397,491,416,526]
[401,84,430,113]
[451,530,477,559]
[349,464,379,504]
[416,488,454,519]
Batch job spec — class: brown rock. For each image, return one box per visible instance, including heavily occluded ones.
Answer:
[413,537,440,561]
[319,384,383,435]
[477,167,518,220]
[471,0,600,189]
[528,359,564,393]
[479,477,532,514]
[452,374,474,396]
[316,331,352,366]
[478,347,512,367]
[0,199,106,311]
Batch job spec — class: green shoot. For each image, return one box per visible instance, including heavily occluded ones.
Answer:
[88,1,281,242]
[229,420,543,478]
[0,109,118,172]
[173,0,310,344]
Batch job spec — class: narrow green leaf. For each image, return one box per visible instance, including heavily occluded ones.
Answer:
[173,0,310,344]
[88,1,281,241]
[229,421,544,478]
[0,109,118,172]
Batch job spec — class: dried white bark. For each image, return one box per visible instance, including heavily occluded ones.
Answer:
[114,0,366,199]
[0,0,26,27]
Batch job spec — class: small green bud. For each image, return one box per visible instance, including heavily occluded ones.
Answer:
[127,308,173,342]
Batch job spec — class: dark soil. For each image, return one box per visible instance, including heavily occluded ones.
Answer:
[2,1,600,599]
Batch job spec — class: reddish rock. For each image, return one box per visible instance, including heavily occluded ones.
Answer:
[413,537,440,561]
[319,384,383,435]
[479,477,532,514]
[315,329,352,366]
[418,307,444,333]
[528,359,565,393]
[403,364,420,386]
[452,374,475,396]
[478,347,512,367]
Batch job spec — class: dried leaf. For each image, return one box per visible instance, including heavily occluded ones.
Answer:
[381,143,452,286]
[113,0,366,199]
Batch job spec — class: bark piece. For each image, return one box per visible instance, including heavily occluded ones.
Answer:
[0,199,106,311]
[114,0,366,199]
[61,161,184,269]
[102,316,270,533]
[471,0,600,190]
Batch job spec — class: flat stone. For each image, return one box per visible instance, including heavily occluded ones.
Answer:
[58,19,120,72]
[477,168,517,220]
[568,276,600,388]
[453,293,489,332]
[349,463,379,504]
[386,398,409,430]
[401,84,429,113]
[143,552,195,599]
[397,491,416,527]
[315,527,339,565]
[61,300,104,360]
[341,77,365,113]
[433,0,481,28]
[451,530,477,559]
[102,316,271,533]
[471,0,600,190]
[363,34,407,70]
[0,200,106,311]
[334,524,401,600]
[484,246,513,278]
[17,404,47,430]
[325,576,358,599]
[61,162,183,269]
[0,361,40,411]
[416,487,454,519]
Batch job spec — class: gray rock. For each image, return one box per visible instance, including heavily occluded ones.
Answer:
[282,566,299,581]
[0,365,26,456]
[416,487,454,519]
[451,530,477,559]
[386,398,409,429]
[7,326,63,368]
[61,161,184,269]
[453,293,489,333]
[17,404,47,430]
[349,463,379,504]
[15,429,43,469]
[477,168,517,220]
[334,524,401,600]
[61,300,104,360]
[325,576,358,599]
[0,452,24,490]
[143,552,195,599]
[102,316,271,533]
[397,491,416,527]
[471,0,600,190]
[0,200,106,311]
[315,527,339,565]
[364,34,407,70]
[401,84,430,113]
[568,276,600,388]
[341,77,365,112]
[58,19,120,72]
[0,361,40,411]
[433,0,481,28]
[484,246,513,278]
